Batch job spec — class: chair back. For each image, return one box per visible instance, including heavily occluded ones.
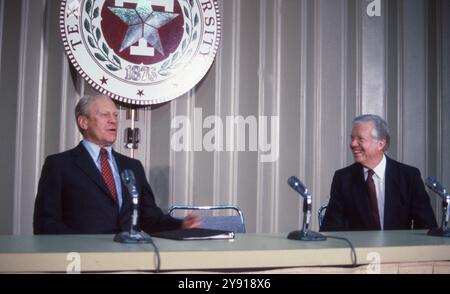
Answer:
[168,205,246,233]
[318,203,328,229]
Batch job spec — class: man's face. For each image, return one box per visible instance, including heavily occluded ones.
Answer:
[350,121,385,169]
[78,96,118,147]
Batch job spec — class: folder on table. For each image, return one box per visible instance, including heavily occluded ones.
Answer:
[151,228,235,240]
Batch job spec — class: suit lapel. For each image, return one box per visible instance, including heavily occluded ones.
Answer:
[383,156,398,229]
[351,163,373,228]
[72,143,113,199]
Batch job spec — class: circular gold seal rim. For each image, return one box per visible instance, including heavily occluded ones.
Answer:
[59,0,221,106]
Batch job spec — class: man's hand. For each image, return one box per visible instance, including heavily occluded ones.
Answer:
[181,212,202,229]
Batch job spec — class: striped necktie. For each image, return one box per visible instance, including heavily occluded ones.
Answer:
[100,148,118,204]
[366,169,381,230]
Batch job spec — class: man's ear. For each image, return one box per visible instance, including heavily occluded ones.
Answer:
[77,115,88,131]
[378,139,386,151]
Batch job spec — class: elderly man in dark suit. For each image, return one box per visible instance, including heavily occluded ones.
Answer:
[321,114,437,231]
[33,95,199,234]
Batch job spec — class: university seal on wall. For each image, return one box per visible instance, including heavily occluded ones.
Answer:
[60,0,221,105]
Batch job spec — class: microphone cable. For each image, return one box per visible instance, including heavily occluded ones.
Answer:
[148,238,161,273]
[324,235,357,266]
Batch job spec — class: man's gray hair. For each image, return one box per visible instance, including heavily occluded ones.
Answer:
[74,95,104,133]
[352,114,390,151]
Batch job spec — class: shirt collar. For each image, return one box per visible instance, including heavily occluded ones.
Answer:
[364,154,386,180]
[81,140,113,161]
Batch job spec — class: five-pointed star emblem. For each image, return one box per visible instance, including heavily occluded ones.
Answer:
[100,76,108,85]
[109,0,179,55]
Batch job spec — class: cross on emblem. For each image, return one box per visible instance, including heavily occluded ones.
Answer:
[109,0,178,57]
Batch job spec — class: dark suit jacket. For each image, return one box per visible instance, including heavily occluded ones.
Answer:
[33,143,181,234]
[321,156,437,231]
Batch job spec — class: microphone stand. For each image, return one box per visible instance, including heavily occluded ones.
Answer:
[427,194,450,237]
[287,195,327,241]
[114,176,152,244]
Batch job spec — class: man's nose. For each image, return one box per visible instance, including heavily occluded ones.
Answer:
[109,115,118,123]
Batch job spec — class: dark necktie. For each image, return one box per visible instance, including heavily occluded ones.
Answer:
[100,148,118,204]
[366,169,381,230]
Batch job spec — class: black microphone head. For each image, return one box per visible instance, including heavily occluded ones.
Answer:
[287,176,309,198]
[426,176,448,198]
[288,176,300,189]
[121,169,136,186]
[426,176,438,189]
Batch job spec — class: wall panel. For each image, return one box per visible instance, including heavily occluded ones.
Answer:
[1,0,448,234]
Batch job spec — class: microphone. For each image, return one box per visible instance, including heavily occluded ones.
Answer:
[426,176,449,199]
[288,176,310,198]
[113,169,152,243]
[425,176,450,237]
[286,176,326,241]
[121,169,137,192]
[121,170,139,232]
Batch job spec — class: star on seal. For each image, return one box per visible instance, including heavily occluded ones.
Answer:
[108,0,179,55]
